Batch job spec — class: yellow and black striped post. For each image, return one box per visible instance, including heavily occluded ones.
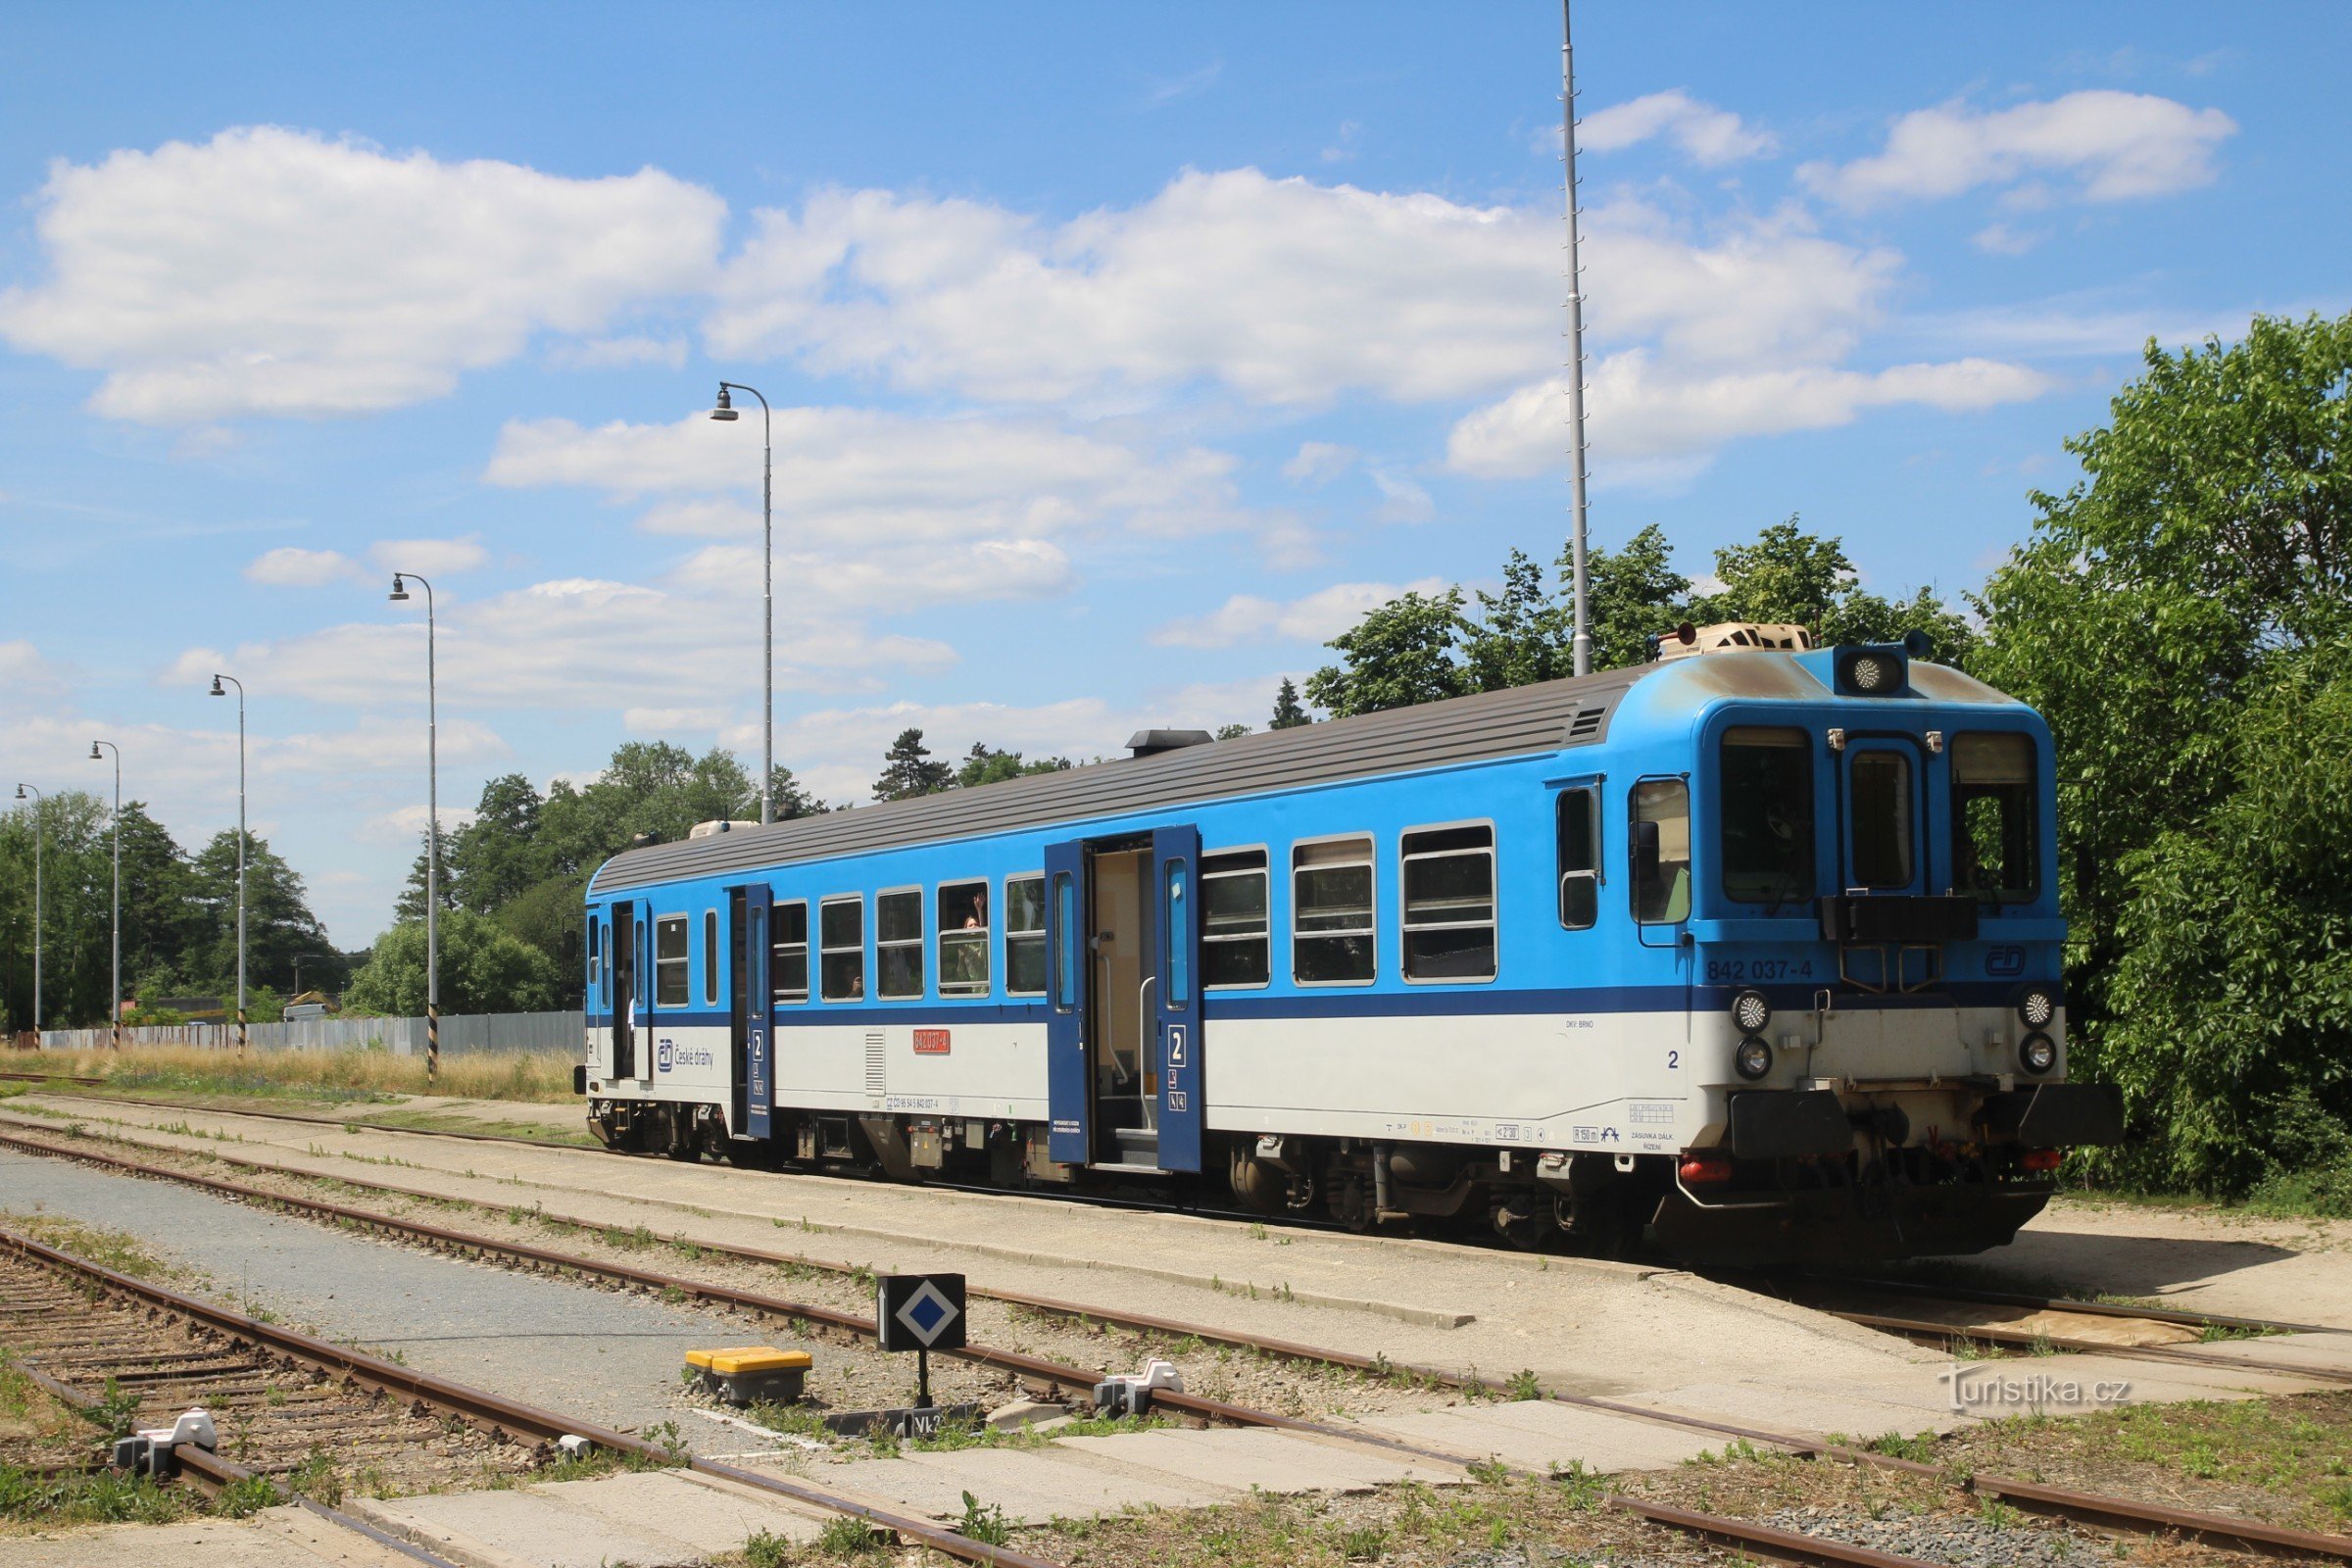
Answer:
[426,1003,439,1088]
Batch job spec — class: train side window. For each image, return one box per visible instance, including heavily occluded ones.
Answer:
[1952,733,2038,904]
[1557,789,1598,929]
[938,880,990,996]
[1401,824,1495,982]
[1052,872,1078,1010]
[1720,727,1815,906]
[1201,849,1270,988]
[1294,836,1375,985]
[1004,874,1047,997]
[877,889,924,1000]
[1630,780,1691,924]
[703,909,719,1005]
[771,901,809,1004]
[820,897,864,1002]
[654,914,690,1006]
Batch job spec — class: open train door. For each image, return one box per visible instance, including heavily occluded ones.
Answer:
[1044,839,1091,1165]
[1152,825,1203,1173]
[729,883,772,1141]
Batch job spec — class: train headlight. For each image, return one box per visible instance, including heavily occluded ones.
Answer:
[2016,987,2057,1029]
[2019,1032,2057,1075]
[1731,989,1772,1036]
[1735,1036,1774,1080]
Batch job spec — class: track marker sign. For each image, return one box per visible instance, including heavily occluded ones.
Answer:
[875,1272,965,1411]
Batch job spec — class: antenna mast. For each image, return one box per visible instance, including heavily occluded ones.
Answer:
[1561,0,1593,676]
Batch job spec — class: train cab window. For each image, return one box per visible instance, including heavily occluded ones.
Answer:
[1952,733,2038,904]
[1630,780,1691,924]
[820,897,864,1002]
[1294,836,1375,985]
[877,890,924,999]
[1851,752,1914,887]
[703,909,719,1005]
[1201,850,1270,988]
[1557,789,1599,929]
[939,881,990,996]
[771,901,809,1004]
[654,914,690,1006]
[1720,727,1815,907]
[1004,874,1047,997]
[1401,824,1496,982]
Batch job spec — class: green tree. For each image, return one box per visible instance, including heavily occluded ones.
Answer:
[1268,678,1312,730]
[446,774,548,914]
[1582,523,1692,671]
[1464,549,1570,691]
[1689,517,1975,661]
[1305,588,1476,718]
[875,729,954,800]
[1213,723,1250,740]
[953,743,1071,790]
[392,824,459,924]
[1975,314,2352,1190]
[185,831,336,997]
[342,907,560,1015]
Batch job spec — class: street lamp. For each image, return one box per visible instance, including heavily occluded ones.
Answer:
[710,380,774,825]
[11,784,40,1041]
[88,740,121,1049]
[388,572,440,1086]
[209,673,248,1058]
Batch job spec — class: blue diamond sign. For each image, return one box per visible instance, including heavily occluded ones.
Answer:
[875,1273,966,1352]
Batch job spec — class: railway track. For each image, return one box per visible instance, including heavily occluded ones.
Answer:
[6,1121,2349,1565]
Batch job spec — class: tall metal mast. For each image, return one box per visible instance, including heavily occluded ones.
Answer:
[1562,0,1593,677]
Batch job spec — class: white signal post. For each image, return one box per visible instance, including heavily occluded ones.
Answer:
[209,673,248,1057]
[1562,0,1593,678]
[87,740,121,1048]
[12,784,41,1039]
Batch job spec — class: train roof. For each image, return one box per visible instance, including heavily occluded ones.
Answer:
[589,662,1656,894]
[586,652,2023,895]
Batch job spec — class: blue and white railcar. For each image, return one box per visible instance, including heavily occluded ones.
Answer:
[577,633,2119,1263]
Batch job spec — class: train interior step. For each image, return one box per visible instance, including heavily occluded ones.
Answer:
[1109,1126,1161,1169]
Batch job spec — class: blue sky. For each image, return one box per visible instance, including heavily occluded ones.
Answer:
[1,2,2343,946]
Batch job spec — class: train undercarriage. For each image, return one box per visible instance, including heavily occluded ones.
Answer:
[583,1095,2089,1263]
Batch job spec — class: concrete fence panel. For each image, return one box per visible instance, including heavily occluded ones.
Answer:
[36,1011,585,1057]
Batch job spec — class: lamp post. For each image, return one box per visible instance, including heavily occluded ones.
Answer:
[388,572,440,1086]
[88,740,121,1048]
[209,674,248,1057]
[710,381,773,825]
[12,784,40,1042]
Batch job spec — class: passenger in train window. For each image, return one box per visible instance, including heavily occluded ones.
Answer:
[939,881,990,995]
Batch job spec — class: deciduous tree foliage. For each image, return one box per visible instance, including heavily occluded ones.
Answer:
[341,906,559,1016]
[1976,313,2352,1193]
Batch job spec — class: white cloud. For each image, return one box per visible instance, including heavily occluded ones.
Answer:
[1580,90,1777,166]
[1970,222,2043,257]
[244,546,362,587]
[1446,351,2053,478]
[166,575,954,713]
[360,803,482,845]
[485,409,1240,547]
[710,173,1907,409]
[368,536,489,577]
[666,538,1073,610]
[623,707,729,735]
[0,125,725,422]
[1800,91,2236,209]
[708,170,1558,405]
[1282,442,1358,485]
[1151,578,1449,650]
[545,335,688,370]
[1369,469,1436,524]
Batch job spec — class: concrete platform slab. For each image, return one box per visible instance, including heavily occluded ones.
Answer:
[2169,1333,2352,1377]
[354,1486,716,1568]
[532,1468,828,1551]
[0,1513,401,1568]
[1625,1379,1965,1442]
[1353,1398,1717,1473]
[901,1445,1232,1521]
[1152,1425,1471,1490]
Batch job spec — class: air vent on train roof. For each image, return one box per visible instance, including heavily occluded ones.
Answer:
[1126,728,1214,759]
[1564,706,1609,744]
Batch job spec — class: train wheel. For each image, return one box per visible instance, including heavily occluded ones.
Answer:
[1490,1194,1550,1250]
